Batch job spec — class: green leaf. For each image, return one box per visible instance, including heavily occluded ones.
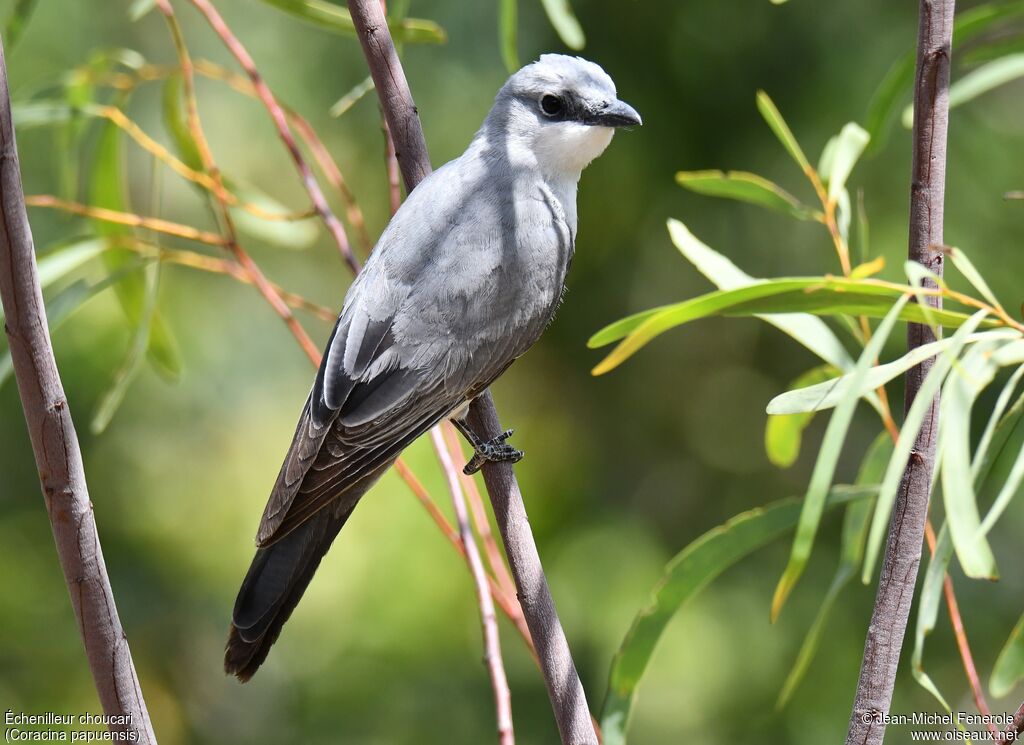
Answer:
[90,260,162,434]
[590,276,993,376]
[600,486,873,745]
[5,0,40,48]
[912,524,955,710]
[1,267,142,390]
[91,118,182,380]
[776,433,890,708]
[35,237,108,289]
[128,0,157,21]
[162,79,317,250]
[538,0,585,50]
[766,329,1018,415]
[756,91,812,173]
[771,295,908,621]
[855,189,870,266]
[675,170,817,220]
[992,613,1024,698]
[903,53,1024,128]
[864,1,1024,152]
[329,76,375,118]
[862,311,991,582]
[499,0,519,72]
[940,335,1014,579]
[824,123,870,203]
[12,100,90,129]
[973,364,1024,485]
[946,246,1002,310]
[257,0,447,44]
[765,365,838,468]
[651,220,856,372]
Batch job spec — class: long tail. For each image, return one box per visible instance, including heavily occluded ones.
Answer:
[224,505,353,681]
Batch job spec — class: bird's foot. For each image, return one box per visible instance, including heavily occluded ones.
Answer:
[457,426,524,475]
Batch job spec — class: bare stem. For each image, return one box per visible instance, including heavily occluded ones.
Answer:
[846,2,956,742]
[0,39,156,744]
[432,426,515,745]
[346,1,597,741]
[185,0,361,274]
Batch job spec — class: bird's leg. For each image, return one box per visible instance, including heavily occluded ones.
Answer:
[449,417,524,475]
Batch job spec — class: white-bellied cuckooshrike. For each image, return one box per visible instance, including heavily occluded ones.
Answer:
[225,54,641,680]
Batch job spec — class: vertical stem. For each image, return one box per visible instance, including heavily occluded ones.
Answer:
[846,2,955,743]
[346,1,598,742]
[0,39,156,744]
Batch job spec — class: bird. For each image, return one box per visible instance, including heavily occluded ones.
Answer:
[225,54,641,681]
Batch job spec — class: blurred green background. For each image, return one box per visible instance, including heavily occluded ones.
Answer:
[2,1,1024,743]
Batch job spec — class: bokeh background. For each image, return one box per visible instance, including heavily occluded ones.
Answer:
[2,1,1024,743]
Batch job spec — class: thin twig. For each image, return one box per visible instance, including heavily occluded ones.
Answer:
[156,0,322,366]
[0,39,157,744]
[26,194,227,245]
[432,426,514,745]
[382,116,402,216]
[346,5,597,741]
[185,0,361,275]
[999,701,1024,743]
[924,523,998,739]
[846,2,956,742]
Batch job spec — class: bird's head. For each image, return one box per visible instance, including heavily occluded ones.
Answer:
[488,54,641,178]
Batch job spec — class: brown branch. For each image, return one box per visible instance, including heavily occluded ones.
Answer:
[0,39,156,744]
[432,427,514,745]
[184,0,361,275]
[26,195,227,246]
[999,701,1024,743]
[347,2,597,741]
[846,1,956,742]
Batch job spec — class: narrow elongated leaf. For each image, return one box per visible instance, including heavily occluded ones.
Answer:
[767,329,1020,415]
[941,337,1009,579]
[0,268,141,390]
[776,434,890,708]
[257,0,446,44]
[973,365,1024,485]
[91,119,182,380]
[606,220,858,374]
[825,123,870,203]
[903,53,1024,128]
[5,0,40,48]
[912,524,955,709]
[756,91,811,173]
[128,0,157,21]
[855,189,870,266]
[35,238,108,289]
[329,76,375,118]
[946,246,1002,310]
[765,365,838,468]
[538,0,585,50]
[676,170,817,220]
[90,260,162,433]
[771,296,908,621]
[590,277,992,375]
[850,256,885,280]
[992,613,1024,698]
[499,0,519,72]
[162,79,317,250]
[862,311,990,582]
[601,486,873,745]
[864,2,1024,152]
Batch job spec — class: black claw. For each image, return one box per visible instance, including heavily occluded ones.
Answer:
[460,429,524,474]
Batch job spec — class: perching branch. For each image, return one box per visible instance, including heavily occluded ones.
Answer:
[345,2,599,742]
[846,2,956,743]
[0,38,156,744]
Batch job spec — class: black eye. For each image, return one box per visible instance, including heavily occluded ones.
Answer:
[540,94,564,117]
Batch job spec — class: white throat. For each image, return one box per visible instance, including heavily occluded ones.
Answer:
[532,122,614,182]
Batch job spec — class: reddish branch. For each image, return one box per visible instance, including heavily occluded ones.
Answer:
[185,0,361,275]
[433,427,515,745]
[846,2,956,743]
[0,40,156,744]
[346,2,598,742]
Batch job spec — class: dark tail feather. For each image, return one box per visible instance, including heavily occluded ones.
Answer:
[225,505,353,681]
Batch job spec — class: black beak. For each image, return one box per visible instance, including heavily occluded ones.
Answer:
[583,99,642,128]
